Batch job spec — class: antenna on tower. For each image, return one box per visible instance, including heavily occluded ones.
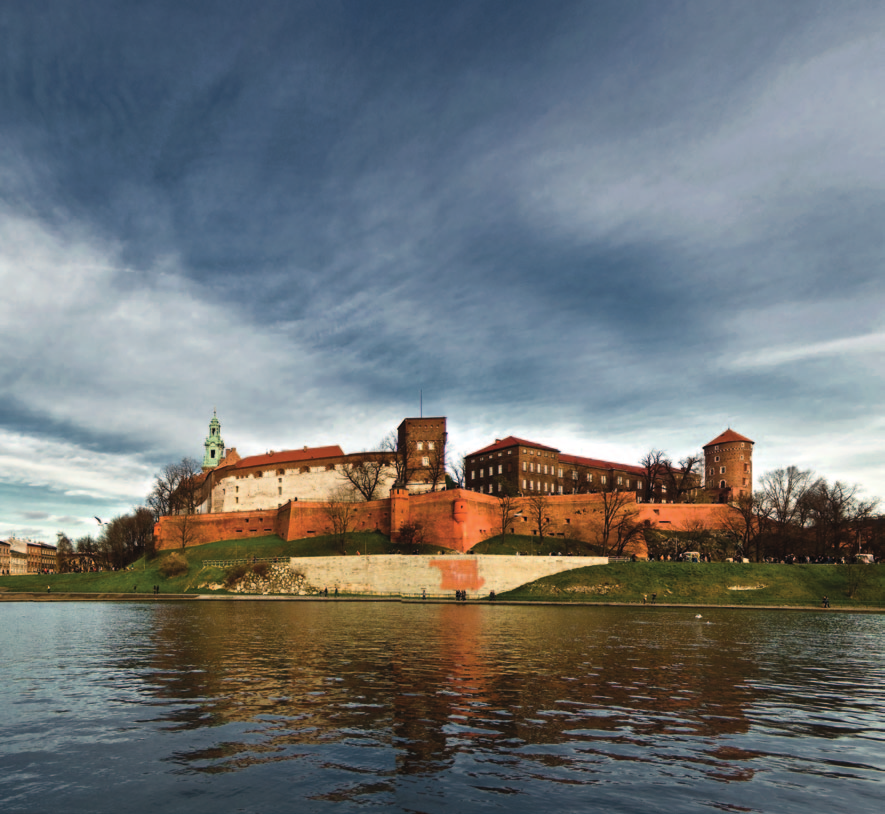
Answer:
[420,389,423,418]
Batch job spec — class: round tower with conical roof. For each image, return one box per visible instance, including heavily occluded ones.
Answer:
[202,410,226,471]
[703,429,754,503]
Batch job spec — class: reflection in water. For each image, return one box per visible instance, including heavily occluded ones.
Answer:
[1,603,883,813]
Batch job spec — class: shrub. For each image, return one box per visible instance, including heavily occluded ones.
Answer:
[224,563,249,588]
[252,562,269,578]
[158,551,189,578]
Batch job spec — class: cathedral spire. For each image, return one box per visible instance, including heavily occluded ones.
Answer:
[202,410,226,470]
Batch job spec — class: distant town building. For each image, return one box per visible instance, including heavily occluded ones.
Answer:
[2,537,56,574]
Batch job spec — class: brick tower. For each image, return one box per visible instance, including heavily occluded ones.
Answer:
[703,429,754,503]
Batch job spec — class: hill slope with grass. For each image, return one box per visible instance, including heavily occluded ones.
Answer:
[499,561,885,608]
[0,532,451,595]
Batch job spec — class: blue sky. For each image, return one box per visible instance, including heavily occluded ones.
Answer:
[2,0,883,543]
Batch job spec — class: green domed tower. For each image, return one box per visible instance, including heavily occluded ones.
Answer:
[202,410,226,470]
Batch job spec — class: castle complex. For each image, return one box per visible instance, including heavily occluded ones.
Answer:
[194,414,447,514]
[194,413,753,512]
[152,413,753,555]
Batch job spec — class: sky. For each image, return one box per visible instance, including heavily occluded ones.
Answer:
[2,0,884,544]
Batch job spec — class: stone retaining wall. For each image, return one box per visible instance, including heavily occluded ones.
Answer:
[288,554,608,597]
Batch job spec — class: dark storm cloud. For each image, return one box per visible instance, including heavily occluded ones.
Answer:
[1,1,884,541]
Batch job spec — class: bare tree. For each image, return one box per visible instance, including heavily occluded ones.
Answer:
[640,450,670,503]
[664,453,703,503]
[148,457,203,519]
[722,493,760,561]
[758,466,818,560]
[526,494,553,545]
[807,479,878,560]
[340,455,389,501]
[170,512,202,551]
[324,487,359,553]
[610,507,645,557]
[447,453,467,489]
[381,432,413,489]
[597,490,638,556]
[497,493,522,538]
[55,533,74,573]
[425,442,446,492]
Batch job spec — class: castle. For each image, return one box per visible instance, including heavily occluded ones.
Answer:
[194,413,754,513]
[194,413,447,514]
[153,414,754,555]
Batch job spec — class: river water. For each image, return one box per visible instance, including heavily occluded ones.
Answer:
[0,601,882,813]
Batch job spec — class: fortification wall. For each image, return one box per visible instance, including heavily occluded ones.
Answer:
[155,489,738,555]
[288,554,608,597]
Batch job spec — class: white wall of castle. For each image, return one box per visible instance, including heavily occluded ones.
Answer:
[208,464,401,513]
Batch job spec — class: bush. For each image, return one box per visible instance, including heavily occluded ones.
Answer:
[224,563,249,588]
[158,551,189,578]
[252,562,269,578]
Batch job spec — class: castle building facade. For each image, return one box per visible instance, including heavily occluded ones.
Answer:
[465,437,652,498]
[194,415,447,514]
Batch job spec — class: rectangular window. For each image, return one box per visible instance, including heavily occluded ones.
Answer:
[498,464,502,474]
[422,457,430,466]
[720,466,726,474]
[601,475,607,485]
[522,479,526,489]
[417,441,424,451]
[480,468,484,478]
[470,470,475,479]
[428,441,435,450]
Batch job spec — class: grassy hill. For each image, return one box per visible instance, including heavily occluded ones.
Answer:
[0,532,448,595]
[469,534,604,556]
[498,561,885,608]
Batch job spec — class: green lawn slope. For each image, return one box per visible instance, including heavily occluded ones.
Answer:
[0,532,451,595]
[499,561,885,608]
[469,534,603,556]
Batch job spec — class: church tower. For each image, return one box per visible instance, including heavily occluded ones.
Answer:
[703,429,754,503]
[202,411,226,471]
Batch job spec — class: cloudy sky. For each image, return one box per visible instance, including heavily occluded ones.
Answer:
[2,0,884,543]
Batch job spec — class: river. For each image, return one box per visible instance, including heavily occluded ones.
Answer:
[0,602,882,813]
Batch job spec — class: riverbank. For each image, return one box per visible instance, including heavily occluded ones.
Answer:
[2,591,883,613]
[3,556,882,610]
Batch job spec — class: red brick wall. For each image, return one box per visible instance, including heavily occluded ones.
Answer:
[155,490,739,555]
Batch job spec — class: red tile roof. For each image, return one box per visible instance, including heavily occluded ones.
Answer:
[467,436,560,457]
[704,429,754,448]
[232,445,346,470]
[559,453,646,477]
